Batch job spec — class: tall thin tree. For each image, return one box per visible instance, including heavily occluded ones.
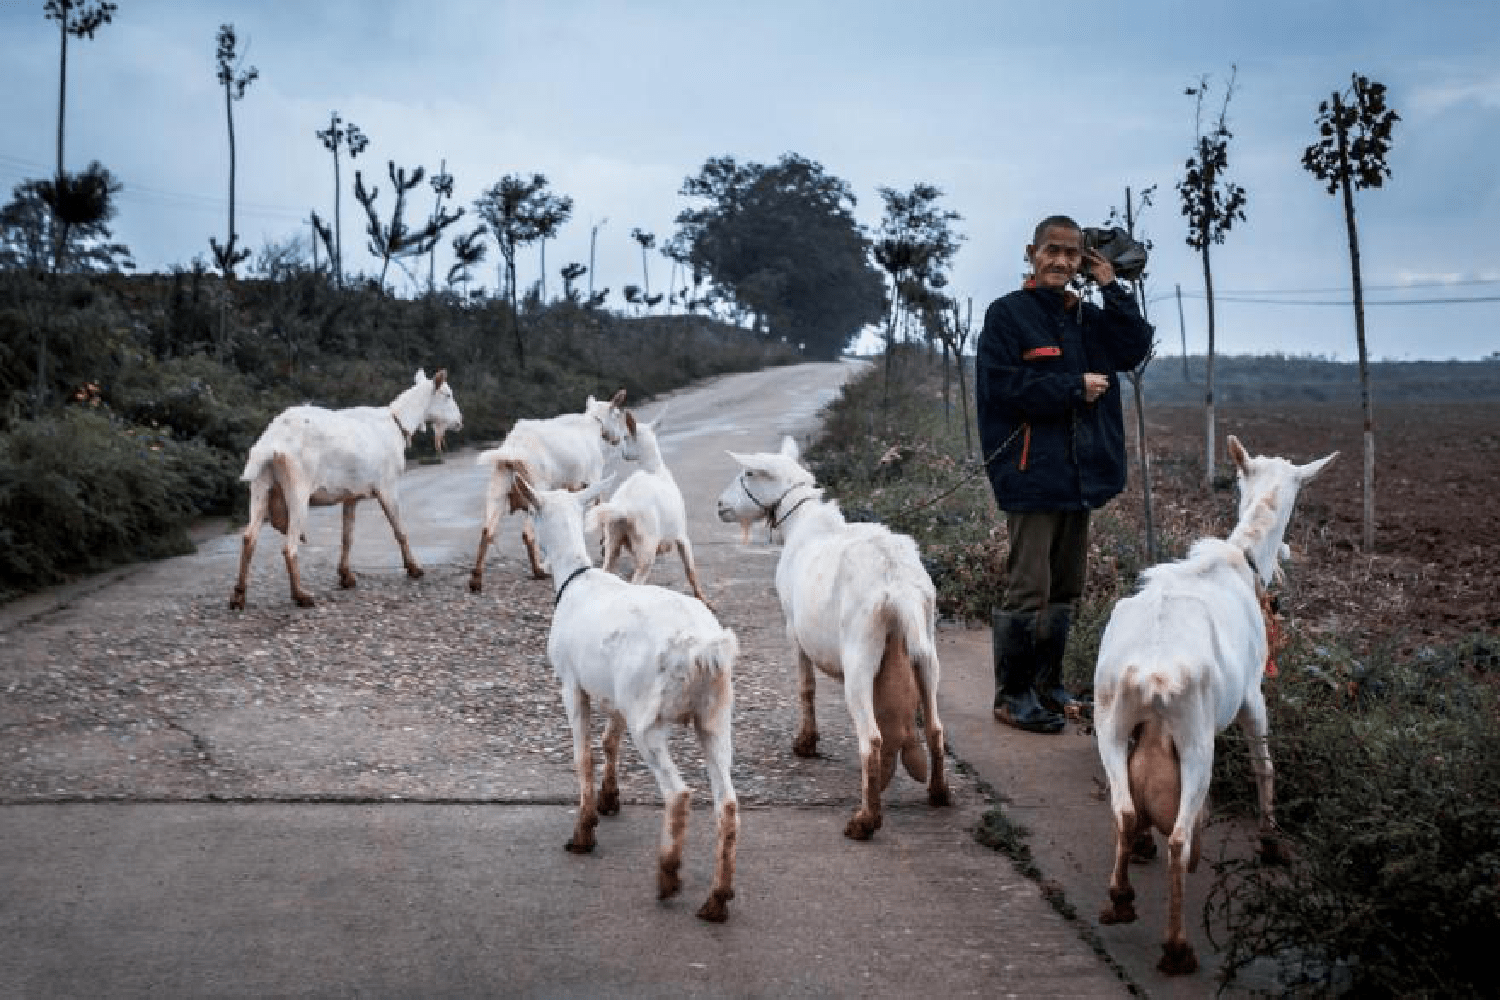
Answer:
[1177,68,1247,490]
[630,227,656,301]
[1303,73,1400,552]
[427,161,454,293]
[43,0,116,273]
[1108,185,1161,561]
[209,25,256,280]
[315,111,369,287]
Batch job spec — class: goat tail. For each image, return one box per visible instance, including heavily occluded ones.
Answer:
[1121,661,1190,709]
[874,605,929,788]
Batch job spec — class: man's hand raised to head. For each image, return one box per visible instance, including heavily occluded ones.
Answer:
[1084,248,1116,287]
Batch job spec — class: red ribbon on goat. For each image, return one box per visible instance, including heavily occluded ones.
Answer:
[1257,584,1285,678]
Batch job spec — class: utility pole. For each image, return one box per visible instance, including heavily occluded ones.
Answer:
[1175,283,1189,381]
[588,217,608,298]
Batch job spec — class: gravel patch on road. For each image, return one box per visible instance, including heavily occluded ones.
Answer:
[2,553,966,816]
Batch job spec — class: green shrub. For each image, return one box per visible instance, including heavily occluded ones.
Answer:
[1206,638,1499,997]
[0,408,235,597]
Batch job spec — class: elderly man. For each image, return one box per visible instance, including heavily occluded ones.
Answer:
[976,215,1154,733]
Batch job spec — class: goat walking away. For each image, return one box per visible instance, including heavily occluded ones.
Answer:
[516,474,740,923]
[717,436,950,841]
[587,406,711,605]
[230,368,462,610]
[468,389,632,592]
[1092,435,1335,975]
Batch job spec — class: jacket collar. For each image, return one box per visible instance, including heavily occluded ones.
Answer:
[1023,276,1080,312]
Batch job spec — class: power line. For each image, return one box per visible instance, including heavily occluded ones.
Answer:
[1159,290,1500,307]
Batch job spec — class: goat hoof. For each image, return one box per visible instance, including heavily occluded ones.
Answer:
[1157,941,1199,976]
[293,594,316,608]
[229,594,245,611]
[843,814,877,841]
[406,566,424,580]
[1099,903,1137,925]
[658,867,682,899]
[792,735,818,758]
[338,574,357,590]
[599,789,620,815]
[468,576,484,594]
[928,785,952,808]
[696,890,732,923]
[564,837,594,854]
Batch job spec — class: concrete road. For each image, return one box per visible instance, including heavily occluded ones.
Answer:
[1,361,1140,999]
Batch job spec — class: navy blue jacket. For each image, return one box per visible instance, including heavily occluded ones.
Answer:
[975,282,1153,512]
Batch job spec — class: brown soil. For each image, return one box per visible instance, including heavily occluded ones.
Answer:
[1127,401,1500,653]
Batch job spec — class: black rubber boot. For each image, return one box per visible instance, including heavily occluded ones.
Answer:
[992,609,1065,734]
[1034,603,1092,718]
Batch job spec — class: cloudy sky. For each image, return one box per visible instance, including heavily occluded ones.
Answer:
[2,0,1497,359]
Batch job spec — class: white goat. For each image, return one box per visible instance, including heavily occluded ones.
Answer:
[467,389,632,592]
[1092,435,1335,975]
[229,368,462,610]
[515,473,740,922]
[716,436,950,840]
[586,406,710,605]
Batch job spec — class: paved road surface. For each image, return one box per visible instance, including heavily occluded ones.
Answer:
[0,360,1274,997]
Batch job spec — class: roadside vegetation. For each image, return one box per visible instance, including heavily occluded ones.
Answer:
[0,268,799,600]
[805,350,1498,999]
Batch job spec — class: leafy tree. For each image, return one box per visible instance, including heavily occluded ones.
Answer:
[675,153,885,359]
[315,111,369,287]
[43,0,116,273]
[208,24,257,279]
[1303,74,1399,553]
[0,175,130,274]
[874,182,963,393]
[473,173,571,365]
[354,160,464,293]
[1177,68,1247,489]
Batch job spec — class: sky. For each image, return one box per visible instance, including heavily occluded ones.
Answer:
[2,0,1497,360]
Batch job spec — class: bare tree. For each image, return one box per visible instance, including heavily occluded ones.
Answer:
[1107,185,1162,561]
[354,160,464,293]
[315,111,369,287]
[43,0,116,273]
[446,223,487,297]
[1303,73,1400,552]
[1177,68,1247,490]
[426,161,454,293]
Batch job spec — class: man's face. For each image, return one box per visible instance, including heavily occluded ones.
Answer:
[1027,225,1082,291]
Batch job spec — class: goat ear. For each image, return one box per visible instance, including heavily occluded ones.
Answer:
[726,450,750,467]
[1227,435,1251,477]
[432,369,446,388]
[625,411,637,436]
[779,436,800,460]
[414,368,427,384]
[1298,451,1338,481]
[611,389,627,408]
[585,394,597,407]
